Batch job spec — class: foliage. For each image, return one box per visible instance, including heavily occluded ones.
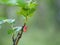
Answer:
[0,0,37,17]
[0,0,37,34]
[17,0,37,17]
[0,0,37,45]
[0,18,22,34]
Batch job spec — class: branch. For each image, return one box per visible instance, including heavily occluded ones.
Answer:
[12,23,26,45]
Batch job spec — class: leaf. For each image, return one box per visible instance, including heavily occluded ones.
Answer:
[6,19,15,24]
[19,8,28,17]
[29,1,37,9]
[3,19,15,24]
[13,26,22,32]
[28,1,37,15]
[0,19,15,25]
[7,29,14,34]
[18,0,37,17]
[17,0,26,7]
[8,26,22,34]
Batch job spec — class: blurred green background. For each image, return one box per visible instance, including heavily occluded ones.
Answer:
[0,0,60,45]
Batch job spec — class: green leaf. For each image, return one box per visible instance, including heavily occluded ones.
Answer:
[28,1,37,15]
[7,29,14,34]
[19,8,28,17]
[8,26,22,34]
[17,0,37,17]
[29,1,37,9]
[17,0,26,7]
